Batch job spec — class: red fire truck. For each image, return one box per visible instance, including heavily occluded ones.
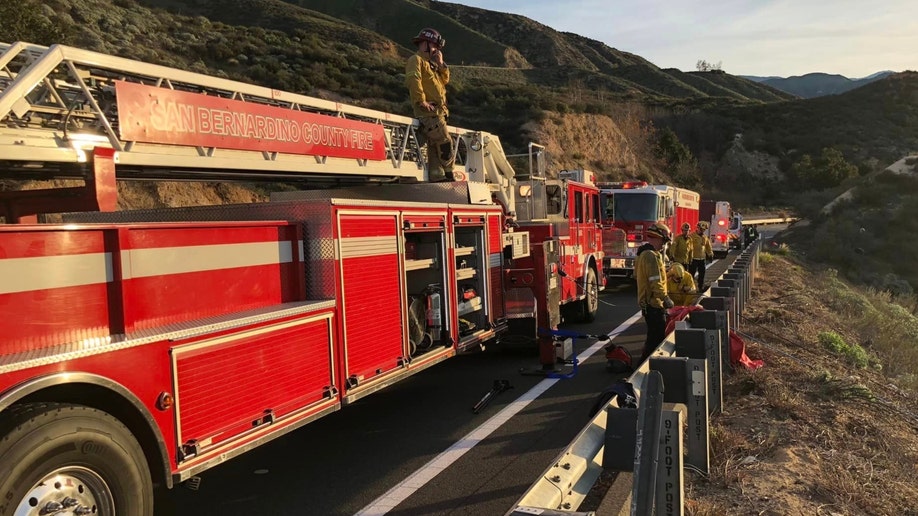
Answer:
[598,181,700,279]
[0,42,602,514]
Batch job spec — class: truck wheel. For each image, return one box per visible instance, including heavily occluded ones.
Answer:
[579,267,599,322]
[0,403,153,516]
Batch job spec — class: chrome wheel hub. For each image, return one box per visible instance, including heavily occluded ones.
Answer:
[16,466,114,516]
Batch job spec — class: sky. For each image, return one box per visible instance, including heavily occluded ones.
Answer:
[454,0,917,78]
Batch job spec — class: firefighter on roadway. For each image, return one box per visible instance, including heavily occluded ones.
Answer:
[689,221,714,291]
[635,222,675,361]
[405,27,455,181]
[667,222,693,270]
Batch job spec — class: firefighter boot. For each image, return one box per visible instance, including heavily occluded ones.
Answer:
[437,141,455,179]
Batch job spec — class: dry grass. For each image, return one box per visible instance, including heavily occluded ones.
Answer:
[686,249,918,516]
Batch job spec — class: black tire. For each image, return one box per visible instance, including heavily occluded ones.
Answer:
[578,267,599,323]
[0,403,153,516]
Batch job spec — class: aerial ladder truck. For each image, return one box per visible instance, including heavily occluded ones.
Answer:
[0,41,603,514]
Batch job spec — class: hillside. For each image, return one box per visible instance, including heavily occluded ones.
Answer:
[282,0,531,68]
[9,0,909,174]
[289,0,791,104]
[722,71,918,163]
[680,248,918,515]
[5,0,910,167]
[665,69,792,103]
[780,159,918,294]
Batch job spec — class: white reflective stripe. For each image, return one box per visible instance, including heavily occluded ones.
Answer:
[0,253,112,294]
[120,250,132,279]
[648,275,661,281]
[339,236,397,259]
[122,241,292,279]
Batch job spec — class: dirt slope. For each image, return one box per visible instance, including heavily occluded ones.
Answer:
[687,249,918,515]
[526,111,665,182]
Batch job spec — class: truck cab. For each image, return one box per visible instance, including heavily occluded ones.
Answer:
[598,181,699,279]
[515,169,604,322]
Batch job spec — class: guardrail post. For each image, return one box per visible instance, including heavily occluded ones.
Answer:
[656,406,685,516]
[603,408,638,471]
[724,268,752,306]
[727,266,750,303]
[716,279,741,326]
[724,273,746,308]
[744,263,753,299]
[649,357,710,475]
[631,370,664,515]
[675,328,722,414]
[707,288,736,330]
[688,310,730,376]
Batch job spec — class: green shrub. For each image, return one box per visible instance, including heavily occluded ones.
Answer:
[818,331,870,368]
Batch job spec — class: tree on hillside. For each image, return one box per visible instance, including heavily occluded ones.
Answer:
[0,1,73,45]
[789,147,858,190]
[655,127,702,188]
[696,59,723,72]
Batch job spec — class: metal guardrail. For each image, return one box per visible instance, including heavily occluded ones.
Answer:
[508,239,763,515]
[742,217,798,226]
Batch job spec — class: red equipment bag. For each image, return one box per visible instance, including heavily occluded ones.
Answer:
[730,330,764,370]
[605,345,633,373]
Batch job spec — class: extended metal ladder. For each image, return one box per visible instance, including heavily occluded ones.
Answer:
[0,41,439,182]
[0,41,528,221]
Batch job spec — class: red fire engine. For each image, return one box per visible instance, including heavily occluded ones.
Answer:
[0,42,602,514]
[598,181,700,278]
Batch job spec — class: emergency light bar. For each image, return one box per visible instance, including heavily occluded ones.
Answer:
[596,181,648,190]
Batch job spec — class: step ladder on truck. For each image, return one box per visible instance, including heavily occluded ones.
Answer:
[0,41,604,515]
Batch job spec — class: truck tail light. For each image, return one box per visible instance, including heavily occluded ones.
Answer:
[718,219,726,227]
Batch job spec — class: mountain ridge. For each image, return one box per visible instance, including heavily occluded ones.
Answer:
[741,71,897,98]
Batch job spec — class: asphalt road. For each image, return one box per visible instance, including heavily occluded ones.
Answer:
[161,244,754,516]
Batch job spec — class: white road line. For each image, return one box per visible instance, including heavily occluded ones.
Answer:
[354,310,644,516]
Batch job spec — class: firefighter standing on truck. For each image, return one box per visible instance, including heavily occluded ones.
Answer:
[636,222,674,361]
[667,222,693,269]
[405,28,455,181]
[689,221,714,291]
